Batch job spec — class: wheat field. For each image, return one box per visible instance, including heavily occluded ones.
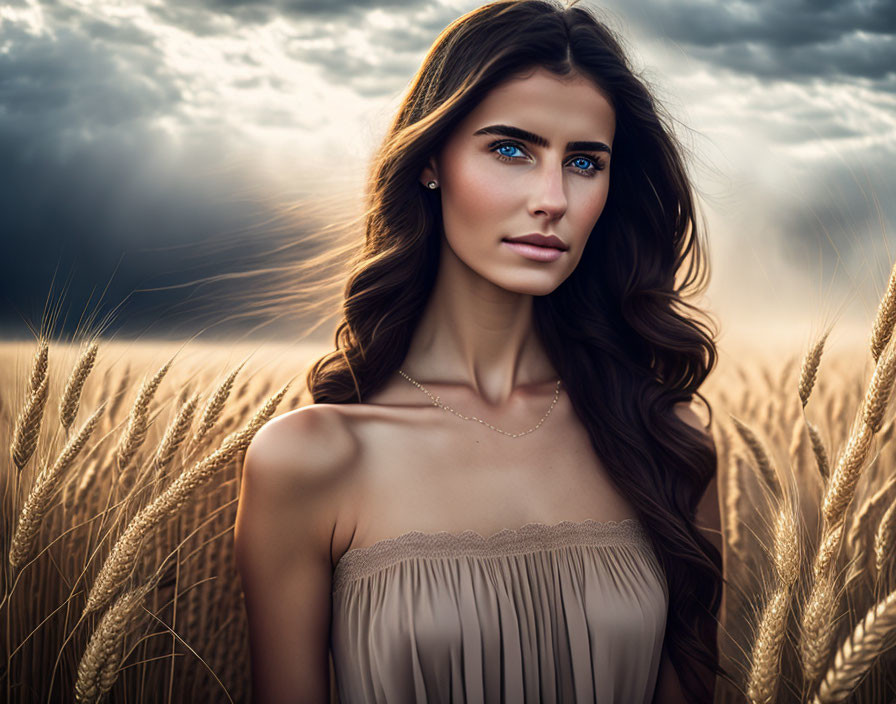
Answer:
[3,287,896,702]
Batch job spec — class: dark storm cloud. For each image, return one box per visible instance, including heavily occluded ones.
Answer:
[0,8,287,338]
[0,22,179,139]
[3,0,893,339]
[205,0,426,18]
[773,149,896,295]
[148,2,274,32]
[148,0,430,31]
[626,0,896,85]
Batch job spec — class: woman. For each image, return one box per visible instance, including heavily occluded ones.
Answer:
[234,1,730,702]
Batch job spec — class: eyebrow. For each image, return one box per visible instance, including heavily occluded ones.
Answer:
[472,124,612,155]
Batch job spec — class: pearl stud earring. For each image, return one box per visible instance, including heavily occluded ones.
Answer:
[426,180,439,189]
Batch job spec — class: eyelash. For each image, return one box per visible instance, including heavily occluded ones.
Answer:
[489,139,606,176]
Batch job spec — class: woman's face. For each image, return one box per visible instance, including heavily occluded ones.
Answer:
[423,66,615,295]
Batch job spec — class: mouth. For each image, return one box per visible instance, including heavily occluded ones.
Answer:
[500,238,566,263]
[501,234,569,251]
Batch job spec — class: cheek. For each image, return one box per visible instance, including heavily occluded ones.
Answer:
[575,182,610,231]
[441,156,517,230]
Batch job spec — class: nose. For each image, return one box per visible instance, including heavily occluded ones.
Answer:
[528,161,568,221]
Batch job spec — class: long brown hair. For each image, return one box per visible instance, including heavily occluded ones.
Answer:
[304,0,731,698]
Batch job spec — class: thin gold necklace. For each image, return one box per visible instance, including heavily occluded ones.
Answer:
[396,369,562,438]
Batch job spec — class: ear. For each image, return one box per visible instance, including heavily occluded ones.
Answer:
[419,156,439,188]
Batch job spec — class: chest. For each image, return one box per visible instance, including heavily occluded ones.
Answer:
[337,395,638,558]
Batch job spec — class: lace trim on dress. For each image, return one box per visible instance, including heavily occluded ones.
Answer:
[332,518,651,592]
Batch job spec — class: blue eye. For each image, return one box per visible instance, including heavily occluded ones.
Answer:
[490,139,606,176]
[568,155,606,175]
[496,143,524,158]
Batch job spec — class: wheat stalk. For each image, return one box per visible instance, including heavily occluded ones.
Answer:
[773,503,801,586]
[800,570,841,685]
[748,587,791,704]
[747,504,801,703]
[8,403,105,568]
[83,383,290,616]
[10,367,49,472]
[730,414,783,501]
[813,521,845,583]
[806,419,830,484]
[800,331,830,408]
[138,392,201,488]
[861,340,896,433]
[74,580,156,704]
[60,341,99,431]
[106,362,131,423]
[789,417,808,476]
[801,522,846,686]
[27,338,49,392]
[819,334,896,536]
[813,588,896,703]
[845,474,896,586]
[823,423,874,532]
[870,258,896,363]
[192,363,245,445]
[873,494,896,577]
[115,359,172,475]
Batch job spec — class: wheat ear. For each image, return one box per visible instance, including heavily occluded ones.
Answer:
[813,588,896,703]
[74,580,156,704]
[861,339,896,434]
[27,338,49,392]
[747,505,801,703]
[748,587,791,704]
[132,392,201,491]
[730,415,783,501]
[11,366,49,472]
[9,403,105,568]
[824,331,896,511]
[873,494,896,577]
[800,331,830,408]
[806,419,830,484]
[801,521,846,686]
[871,258,896,363]
[115,359,172,475]
[800,569,841,685]
[773,503,801,586]
[60,341,98,431]
[192,362,245,445]
[83,383,289,616]
[152,391,201,472]
[844,474,896,586]
[106,362,131,423]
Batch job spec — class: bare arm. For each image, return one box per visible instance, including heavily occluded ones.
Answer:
[234,406,354,704]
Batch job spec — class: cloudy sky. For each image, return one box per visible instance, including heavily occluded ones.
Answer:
[1,0,894,350]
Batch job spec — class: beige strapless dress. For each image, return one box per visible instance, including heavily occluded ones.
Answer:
[328,518,668,703]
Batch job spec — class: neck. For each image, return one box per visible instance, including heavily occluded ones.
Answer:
[402,237,558,406]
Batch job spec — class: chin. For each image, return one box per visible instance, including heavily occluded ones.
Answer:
[494,276,563,297]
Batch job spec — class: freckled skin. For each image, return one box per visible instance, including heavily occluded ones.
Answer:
[421,66,616,296]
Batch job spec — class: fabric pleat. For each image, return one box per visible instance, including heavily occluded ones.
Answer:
[330,518,668,704]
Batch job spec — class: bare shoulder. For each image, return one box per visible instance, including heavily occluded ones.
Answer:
[244,403,360,492]
[234,403,361,703]
[236,403,363,568]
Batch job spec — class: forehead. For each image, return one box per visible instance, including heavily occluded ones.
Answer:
[461,66,616,144]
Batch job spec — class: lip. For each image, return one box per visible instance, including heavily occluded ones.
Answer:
[502,233,569,250]
[501,240,564,262]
